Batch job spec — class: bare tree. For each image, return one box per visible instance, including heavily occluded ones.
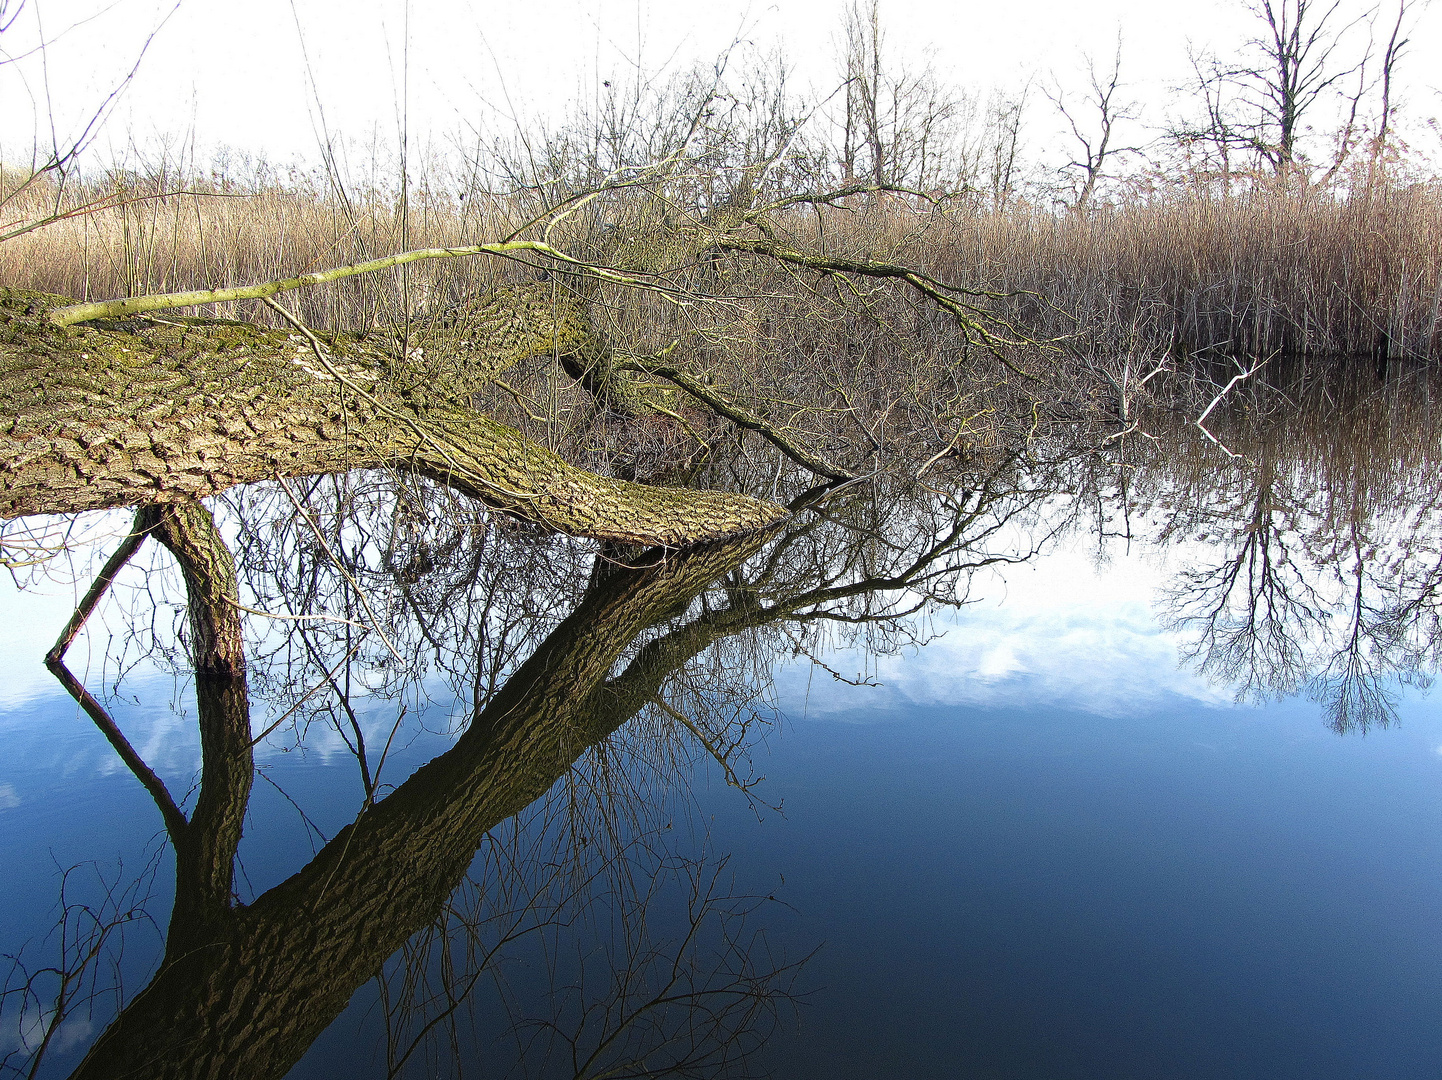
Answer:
[1047,38,1142,211]
[1364,0,1421,188]
[984,87,1028,209]
[1172,0,1375,178]
[835,0,967,191]
[0,0,191,244]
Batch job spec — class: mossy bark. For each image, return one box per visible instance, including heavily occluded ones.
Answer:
[0,289,784,547]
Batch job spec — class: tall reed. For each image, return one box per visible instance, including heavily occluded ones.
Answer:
[3,165,1440,365]
[867,182,1442,361]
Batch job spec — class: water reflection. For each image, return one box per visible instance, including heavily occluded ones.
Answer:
[6,366,1442,1076]
[1127,365,1442,731]
[5,463,1037,1078]
[66,533,777,1079]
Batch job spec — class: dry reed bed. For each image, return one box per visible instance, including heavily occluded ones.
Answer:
[911,186,1442,361]
[4,173,1441,487]
[0,173,519,330]
[4,172,1441,362]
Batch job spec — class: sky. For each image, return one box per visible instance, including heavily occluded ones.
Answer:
[1,0,1436,173]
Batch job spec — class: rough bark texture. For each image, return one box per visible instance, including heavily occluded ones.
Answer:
[0,288,785,547]
[137,501,255,959]
[67,529,772,1080]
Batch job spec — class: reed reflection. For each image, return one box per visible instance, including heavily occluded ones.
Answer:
[1130,363,1442,731]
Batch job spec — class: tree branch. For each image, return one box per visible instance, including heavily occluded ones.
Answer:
[43,510,189,842]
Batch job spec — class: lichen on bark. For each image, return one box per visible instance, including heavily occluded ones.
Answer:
[0,288,786,547]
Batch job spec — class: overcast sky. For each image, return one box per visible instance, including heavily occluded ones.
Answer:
[1,0,1436,172]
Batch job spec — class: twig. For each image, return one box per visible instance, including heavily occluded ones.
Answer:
[44,512,189,842]
[618,360,854,481]
[917,410,991,478]
[49,239,685,326]
[248,644,362,748]
[274,477,410,669]
[1196,360,1265,459]
[651,696,765,798]
[228,600,369,630]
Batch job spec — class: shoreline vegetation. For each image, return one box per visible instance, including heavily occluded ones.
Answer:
[3,166,1439,363]
[4,161,1438,490]
[3,0,1441,527]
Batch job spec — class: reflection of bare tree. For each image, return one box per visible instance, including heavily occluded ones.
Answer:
[1306,522,1398,734]
[5,451,1048,1079]
[1161,458,1327,702]
[50,526,776,1080]
[377,840,803,1080]
[318,475,1042,1080]
[1149,367,1442,732]
[1,860,163,1077]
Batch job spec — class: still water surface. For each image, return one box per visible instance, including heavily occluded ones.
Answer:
[3,397,1442,1078]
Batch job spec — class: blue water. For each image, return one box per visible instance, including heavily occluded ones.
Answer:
[4,605,1442,1076]
[714,692,1442,1079]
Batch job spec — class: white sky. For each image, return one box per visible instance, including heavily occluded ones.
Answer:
[1,0,1437,172]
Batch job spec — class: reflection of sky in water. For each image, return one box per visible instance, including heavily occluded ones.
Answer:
[5,521,1442,1078]
[747,538,1442,1078]
[0,674,460,795]
[780,540,1233,719]
[720,688,1442,1080]
[0,578,97,712]
[0,558,463,792]
[730,545,1442,1078]
[0,524,1233,781]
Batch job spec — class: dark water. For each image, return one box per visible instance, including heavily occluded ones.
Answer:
[4,392,1442,1079]
[725,700,1442,1079]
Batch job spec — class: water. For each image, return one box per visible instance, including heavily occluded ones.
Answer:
[4,399,1442,1078]
[726,697,1442,1078]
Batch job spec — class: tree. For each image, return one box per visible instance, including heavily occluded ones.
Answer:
[0,7,1058,565]
[14,454,1032,1077]
[1364,0,1419,188]
[1047,39,1142,211]
[0,281,787,548]
[835,0,966,191]
[0,166,1029,552]
[1173,0,1375,178]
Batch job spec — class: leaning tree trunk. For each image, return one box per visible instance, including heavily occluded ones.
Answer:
[0,288,784,547]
